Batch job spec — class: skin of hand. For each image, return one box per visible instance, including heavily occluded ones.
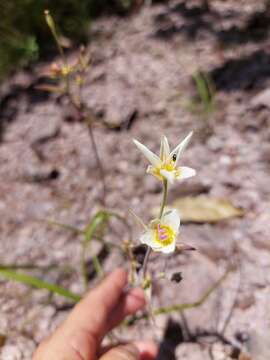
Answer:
[33,268,157,360]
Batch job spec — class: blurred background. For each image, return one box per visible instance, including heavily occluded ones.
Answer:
[1,0,270,359]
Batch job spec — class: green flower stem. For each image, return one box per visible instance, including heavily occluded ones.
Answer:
[80,242,89,291]
[142,178,168,279]
[92,255,103,277]
[159,178,168,219]
[44,10,65,60]
[80,242,104,292]
[44,10,71,93]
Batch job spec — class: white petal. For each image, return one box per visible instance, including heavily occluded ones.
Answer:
[160,169,175,184]
[162,209,180,233]
[170,132,193,164]
[160,241,176,254]
[133,139,161,167]
[177,166,196,180]
[140,229,160,249]
[160,136,170,161]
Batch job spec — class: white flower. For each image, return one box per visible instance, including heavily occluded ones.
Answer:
[140,209,180,254]
[133,132,196,184]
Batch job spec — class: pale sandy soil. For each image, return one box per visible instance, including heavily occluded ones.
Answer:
[1,1,270,359]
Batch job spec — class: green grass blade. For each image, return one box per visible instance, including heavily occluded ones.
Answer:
[81,211,111,288]
[84,211,110,243]
[0,268,81,302]
[92,255,103,277]
[192,70,215,114]
[46,219,84,235]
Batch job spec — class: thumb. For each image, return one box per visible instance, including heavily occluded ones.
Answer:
[99,344,139,360]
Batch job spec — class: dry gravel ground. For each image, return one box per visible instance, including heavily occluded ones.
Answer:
[1,0,270,359]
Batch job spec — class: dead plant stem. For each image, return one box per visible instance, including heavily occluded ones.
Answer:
[87,122,106,206]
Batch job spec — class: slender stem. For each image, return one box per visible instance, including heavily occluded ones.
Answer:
[47,13,106,205]
[67,97,107,206]
[159,179,168,219]
[45,11,65,61]
[80,242,89,291]
[80,241,104,292]
[92,255,103,277]
[52,30,65,61]
[87,122,106,206]
[142,179,168,279]
[142,247,152,279]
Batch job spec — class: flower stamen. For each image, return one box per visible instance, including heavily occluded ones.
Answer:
[157,224,168,241]
[154,223,175,247]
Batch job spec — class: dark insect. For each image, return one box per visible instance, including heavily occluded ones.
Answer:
[172,154,177,161]
[171,272,183,283]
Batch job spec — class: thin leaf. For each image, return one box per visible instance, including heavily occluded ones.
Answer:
[80,211,110,289]
[81,210,128,288]
[46,219,84,235]
[84,211,110,244]
[44,10,64,58]
[0,268,81,302]
[0,263,74,274]
[192,71,215,113]
[92,255,103,277]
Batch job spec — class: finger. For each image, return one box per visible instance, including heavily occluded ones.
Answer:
[107,287,145,331]
[99,344,139,360]
[34,269,129,360]
[66,268,128,339]
[99,341,158,359]
[134,341,158,360]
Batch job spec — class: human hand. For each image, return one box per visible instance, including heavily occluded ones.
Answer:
[33,268,157,360]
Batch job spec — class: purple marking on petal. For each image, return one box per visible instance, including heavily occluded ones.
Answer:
[157,224,168,241]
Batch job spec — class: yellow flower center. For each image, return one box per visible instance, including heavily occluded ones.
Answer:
[61,65,73,76]
[151,160,181,181]
[154,223,175,247]
[163,161,175,172]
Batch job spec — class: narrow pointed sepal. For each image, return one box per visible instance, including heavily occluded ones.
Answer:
[170,131,193,164]
[133,139,161,167]
[160,135,170,161]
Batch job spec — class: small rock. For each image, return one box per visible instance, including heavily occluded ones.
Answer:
[23,165,60,183]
